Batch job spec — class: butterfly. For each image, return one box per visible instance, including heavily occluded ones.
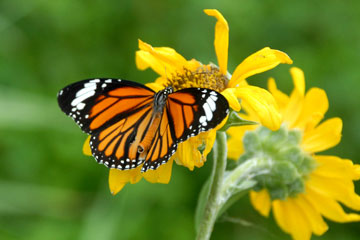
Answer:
[57,78,229,172]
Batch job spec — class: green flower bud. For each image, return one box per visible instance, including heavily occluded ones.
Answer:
[239,125,317,200]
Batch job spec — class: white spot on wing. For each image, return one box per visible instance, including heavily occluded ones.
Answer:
[77,102,86,110]
[76,84,96,97]
[84,82,96,88]
[105,79,112,83]
[71,90,95,106]
[203,102,213,121]
[210,95,218,101]
[199,116,206,123]
[206,97,216,111]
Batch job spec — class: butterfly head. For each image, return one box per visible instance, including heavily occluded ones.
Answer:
[162,86,174,95]
[153,87,173,112]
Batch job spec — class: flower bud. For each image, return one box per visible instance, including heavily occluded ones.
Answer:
[239,125,317,200]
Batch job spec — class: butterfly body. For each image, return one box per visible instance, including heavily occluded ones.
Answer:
[58,79,229,172]
[132,87,173,163]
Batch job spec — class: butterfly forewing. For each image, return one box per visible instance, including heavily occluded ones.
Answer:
[57,78,155,134]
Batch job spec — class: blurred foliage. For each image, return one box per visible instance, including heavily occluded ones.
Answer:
[0,0,359,239]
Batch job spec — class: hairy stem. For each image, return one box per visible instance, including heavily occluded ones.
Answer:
[196,131,227,240]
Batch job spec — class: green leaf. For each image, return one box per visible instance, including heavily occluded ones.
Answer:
[219,110,257,132]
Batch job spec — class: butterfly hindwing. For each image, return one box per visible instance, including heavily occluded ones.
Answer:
[90,105,155,169]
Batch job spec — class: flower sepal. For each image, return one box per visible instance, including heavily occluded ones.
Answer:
[219,110,257,132]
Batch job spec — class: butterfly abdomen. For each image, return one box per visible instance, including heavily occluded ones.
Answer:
[138,112,162,160]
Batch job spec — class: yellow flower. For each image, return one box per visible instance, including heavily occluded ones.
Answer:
[136,9,292,171]
[227,67,360,240]
[83,9,291,195]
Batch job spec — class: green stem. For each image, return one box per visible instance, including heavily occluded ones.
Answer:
[220,159,258,202]
[196,131,227,240]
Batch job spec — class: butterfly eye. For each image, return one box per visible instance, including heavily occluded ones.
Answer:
[137,145,144,153]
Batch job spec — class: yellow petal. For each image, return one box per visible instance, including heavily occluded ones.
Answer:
[154,76,169,85]
[145,82,165,92]
[174,140,200,171]
[108,181,126,196]
[229,47,293,88]
[204,9,229,75]
[174,132,214,170]
[302,117,342,153]
[267,77,290,113]
[272,200,291,235]
[290,67,305,96]
[142,158,174,184]
[184,58,203,72]
[227,124,256,160]
[293,87,328,130]
[313,155,360,180]
[108,167,142,195]
[281,67,308,128]
[282,84,304,128]
[221,88,240,111]
[249,189,271,217]
[307,174,360,211]
[235,86,281,130]
[83,136,92,156]
[293,195,328,235]
[305,185,360,222]
[202,130,216,158]
[136,39,188,76]
[273,199,312,240]
[136,50,166,76]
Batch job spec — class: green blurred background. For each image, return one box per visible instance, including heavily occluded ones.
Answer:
[1,0,359,239]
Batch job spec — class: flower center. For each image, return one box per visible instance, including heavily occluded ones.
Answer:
[239,125,317,200]
[166,65,228,92]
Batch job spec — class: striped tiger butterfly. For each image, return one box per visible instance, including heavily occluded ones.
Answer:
[57,78,229,172]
